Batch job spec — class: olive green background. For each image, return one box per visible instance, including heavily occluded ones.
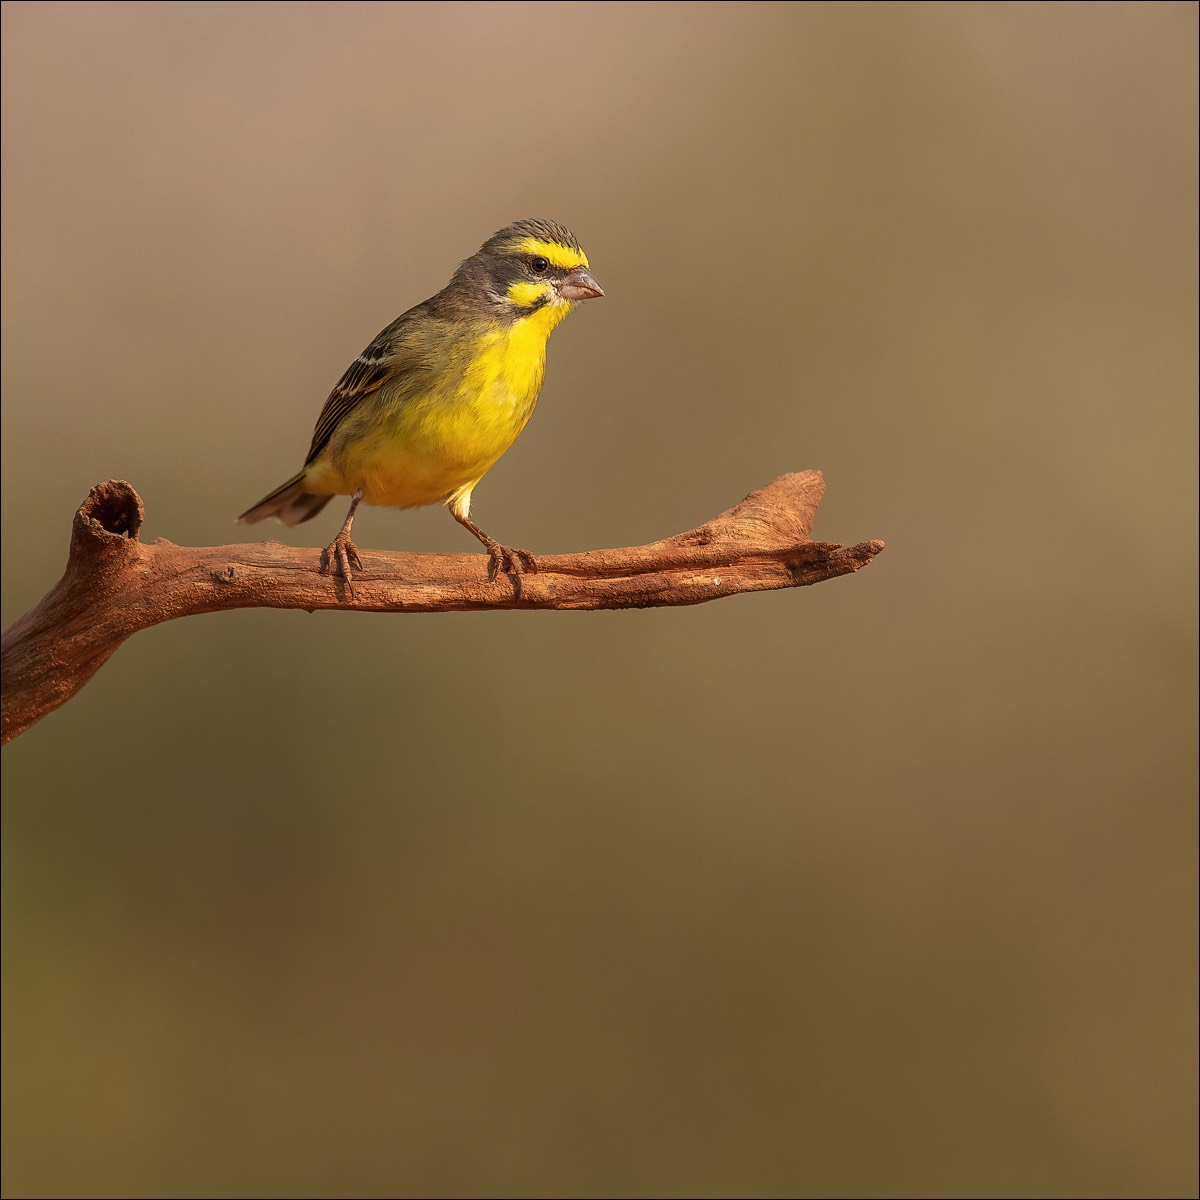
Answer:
[2,3,1196,1197]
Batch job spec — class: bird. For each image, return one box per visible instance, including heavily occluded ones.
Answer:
[238,218,603,587]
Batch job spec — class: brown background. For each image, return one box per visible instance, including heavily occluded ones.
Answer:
[2,3,1196,1197]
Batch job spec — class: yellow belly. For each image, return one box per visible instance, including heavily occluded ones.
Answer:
[303,315,557,509]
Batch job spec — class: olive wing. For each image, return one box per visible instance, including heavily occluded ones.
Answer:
[304,304,437,465]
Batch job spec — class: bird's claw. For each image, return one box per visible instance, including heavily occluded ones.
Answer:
[484,541,537,584]
[321,532,364,593]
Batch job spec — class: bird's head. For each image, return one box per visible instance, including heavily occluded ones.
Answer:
[451,219,603,327]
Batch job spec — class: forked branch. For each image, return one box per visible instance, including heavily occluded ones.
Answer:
[0,471,884,743]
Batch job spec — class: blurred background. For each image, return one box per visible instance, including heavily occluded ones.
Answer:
[2,3,1196,1196]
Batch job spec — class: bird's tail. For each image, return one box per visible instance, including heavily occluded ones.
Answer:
[238,471,333,527]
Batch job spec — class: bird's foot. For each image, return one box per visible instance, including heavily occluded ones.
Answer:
[483,539,537,584]
[320,531,364,593]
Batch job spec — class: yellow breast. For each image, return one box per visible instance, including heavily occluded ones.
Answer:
[308,303,569,510]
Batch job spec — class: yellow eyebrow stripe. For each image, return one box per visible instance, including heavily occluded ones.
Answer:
[514,237,588,271]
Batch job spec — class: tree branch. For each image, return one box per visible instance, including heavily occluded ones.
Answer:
[1,471,884,743]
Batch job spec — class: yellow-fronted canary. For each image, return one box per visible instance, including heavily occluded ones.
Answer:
[238,219,602,584]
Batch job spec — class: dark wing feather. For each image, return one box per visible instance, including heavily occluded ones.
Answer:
[304,309,423,465]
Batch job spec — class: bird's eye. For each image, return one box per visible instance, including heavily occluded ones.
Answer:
[529,256,550,274]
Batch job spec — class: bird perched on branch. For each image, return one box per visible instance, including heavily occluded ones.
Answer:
[238,218,603,586]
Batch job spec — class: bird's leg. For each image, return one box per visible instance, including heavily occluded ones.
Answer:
[320,491,364,590]
[451,510,537,582]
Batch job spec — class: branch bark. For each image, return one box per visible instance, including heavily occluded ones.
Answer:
[1,471,884,743]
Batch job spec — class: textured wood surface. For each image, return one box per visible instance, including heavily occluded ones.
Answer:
[1,472,884,743]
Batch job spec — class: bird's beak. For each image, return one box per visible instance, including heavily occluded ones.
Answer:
[558,268,604,302]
